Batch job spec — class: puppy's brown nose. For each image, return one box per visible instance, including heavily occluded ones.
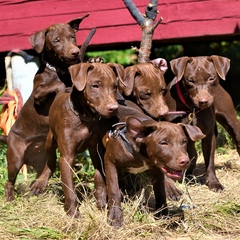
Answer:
[71,48,80,57]
[178,156,190,168]
[107,103,118,113]
[199,98,209,108]
[158,107,169,117]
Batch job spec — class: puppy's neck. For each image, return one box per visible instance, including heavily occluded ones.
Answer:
[40,60,72,87]
[176,80,195,110]
[69,87,101,122]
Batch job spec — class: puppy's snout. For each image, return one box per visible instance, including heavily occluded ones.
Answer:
[158,106,169,117]
[195,90,213,108]
[107,103,118,113]
[199,98,209,107]
[71,48,80,57]
[178,156,190,168]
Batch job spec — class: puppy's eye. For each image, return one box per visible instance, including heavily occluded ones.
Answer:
[53,38,60,42]
[161,87,167,96]
[92,84,99,88]
[183,138,188,145]
[186,79,195,88]
[187,79,194,84]
[160,140,168,145]
[208,76,215,82]
[139,91,150,100]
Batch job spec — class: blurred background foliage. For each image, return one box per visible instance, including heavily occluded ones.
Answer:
[86,49,138,66]
[86,40,240,67]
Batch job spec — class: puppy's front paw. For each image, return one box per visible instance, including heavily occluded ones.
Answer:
[30,179,48,195]
[108,206,123,228]
[64,201,80,218]
[207,180,224,192]
[5,181,15,201]
[164,175,183,201]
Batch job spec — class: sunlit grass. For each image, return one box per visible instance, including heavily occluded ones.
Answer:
[0,148,240,239]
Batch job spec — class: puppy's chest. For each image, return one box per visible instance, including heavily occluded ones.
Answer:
[83,124,99,138]
[74,124,99,148]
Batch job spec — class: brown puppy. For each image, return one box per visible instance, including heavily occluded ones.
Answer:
[4,15,91,201]
[118,58,169,119]
[165,55,230,197]
[102,105,205,227]
[214,85,240,155]
[31,62,124,218]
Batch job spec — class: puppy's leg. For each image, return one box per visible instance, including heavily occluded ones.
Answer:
[186,140,198,175]
[5,139,26,201]
[214,85,240,155]
[105,154,123,228]
[59,153,80,218]
[89,144,107,209]
[150,167,168,217]
[202,133,224,191]
[30,130,57,195]
[164,175,183,201]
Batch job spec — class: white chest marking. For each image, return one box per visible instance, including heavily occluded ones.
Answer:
[127,161,150,174]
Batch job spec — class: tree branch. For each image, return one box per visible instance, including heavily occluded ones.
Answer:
[145,0,158,20]
[79,28,96,62]
[123,0,145,26]
[123,0,161,63]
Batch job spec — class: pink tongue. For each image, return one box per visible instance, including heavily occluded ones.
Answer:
[161,167,183,179]
[168,171,183,178]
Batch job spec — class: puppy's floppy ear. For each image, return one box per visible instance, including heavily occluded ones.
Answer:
[107,62,125,84]
[178,123,206,141]
[68,63,93,91]
[29,30,46,53]
[67,13,90,32]
[170,57,190,81]
[120,66,140,96]
[126,117,157,142]
[210,55,230,80]
[150,58,168,74]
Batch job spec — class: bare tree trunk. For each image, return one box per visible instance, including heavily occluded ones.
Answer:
[123,0,162,63]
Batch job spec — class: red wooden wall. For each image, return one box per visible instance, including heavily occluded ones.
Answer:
[1,0,240,53]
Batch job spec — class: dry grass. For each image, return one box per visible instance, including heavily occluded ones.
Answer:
[0,150,240,240]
